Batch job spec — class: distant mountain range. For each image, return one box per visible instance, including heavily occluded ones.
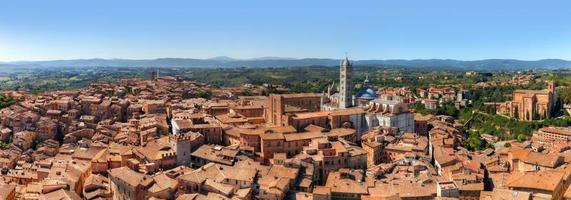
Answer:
[1,57,570,70]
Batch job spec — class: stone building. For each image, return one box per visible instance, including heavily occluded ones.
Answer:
[383,132,428,162]
[108,167,148,200]
[536,126,571,142]
[266,93,322,127]
[259,127,356,162]
[171,113,223,144]
[505,170,567,200]
[169,131,204,166]
[325,169,368,200]
[266,93,321,126]
[142,100,166,115]
[295,138,367,183]
[364,97,415,134]
[339,57,353,109]
[285,108,368,140]
[177,162,257,198]
[361,126,398,166]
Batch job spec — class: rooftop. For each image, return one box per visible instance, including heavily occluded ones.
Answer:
[109,167,146,187]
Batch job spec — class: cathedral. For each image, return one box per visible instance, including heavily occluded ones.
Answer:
[355,75,378,107]
[499,81,557,121]
[321,57,379,110]
[320,56,415,134]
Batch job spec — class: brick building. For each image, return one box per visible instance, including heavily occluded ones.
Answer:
[500,81,556,121]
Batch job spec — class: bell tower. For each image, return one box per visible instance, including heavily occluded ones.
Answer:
[339,56,353,108]
[548,81,555,94]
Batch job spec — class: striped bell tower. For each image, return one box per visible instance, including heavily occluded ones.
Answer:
[339,56,353,108]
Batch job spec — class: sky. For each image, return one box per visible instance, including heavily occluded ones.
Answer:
[0,0,570,61]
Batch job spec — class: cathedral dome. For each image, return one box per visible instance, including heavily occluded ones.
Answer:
[356,75,377,100]
[356,87,378,100]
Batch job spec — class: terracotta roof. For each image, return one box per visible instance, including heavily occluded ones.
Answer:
[565,182,571,199]
[173,119,193,129]
[327,128,355,138]
[176,194,199,200]
[539,126,571,137]
[148,173,178,193]
[368,181,435,198]
[190,145,238,166]
[414,114,432,121]
[109,167,146,187]
[329,107,365,116]
[203,179,234,196]
[261,133,284,140]
[325,171,368,195]
[514,89,550,95]
[135,139,175,161]
[269,126,297,134]
[283,132,323,142]
[0,184,16,199]
[304,124,325,132]
[293,112,330,119]
[278,93,321,98]
[313,186,331,195]
[505,170,565,192]
[510,148,562,167]
[43,189,82,200]
[480,188,531,200]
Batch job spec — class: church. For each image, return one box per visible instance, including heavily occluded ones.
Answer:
[321,57,378,110]
[320,57,415,134]
[499,81,557,121]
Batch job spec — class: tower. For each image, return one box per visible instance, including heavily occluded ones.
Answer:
[339,56,353,108]
[548,80,555,94]
[169,131,203,166]
[150,68,159,81]
[156,68,159,80]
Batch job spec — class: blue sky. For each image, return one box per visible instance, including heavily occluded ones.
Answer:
[0,0,570,61]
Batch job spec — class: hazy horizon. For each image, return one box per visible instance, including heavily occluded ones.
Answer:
[2,56,571,63]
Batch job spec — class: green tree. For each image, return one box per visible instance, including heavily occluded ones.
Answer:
[0,96,17,109]
[31,136,43,150]
[516,134,527,142]
[196,91,212,99]
[463,131,488,151]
